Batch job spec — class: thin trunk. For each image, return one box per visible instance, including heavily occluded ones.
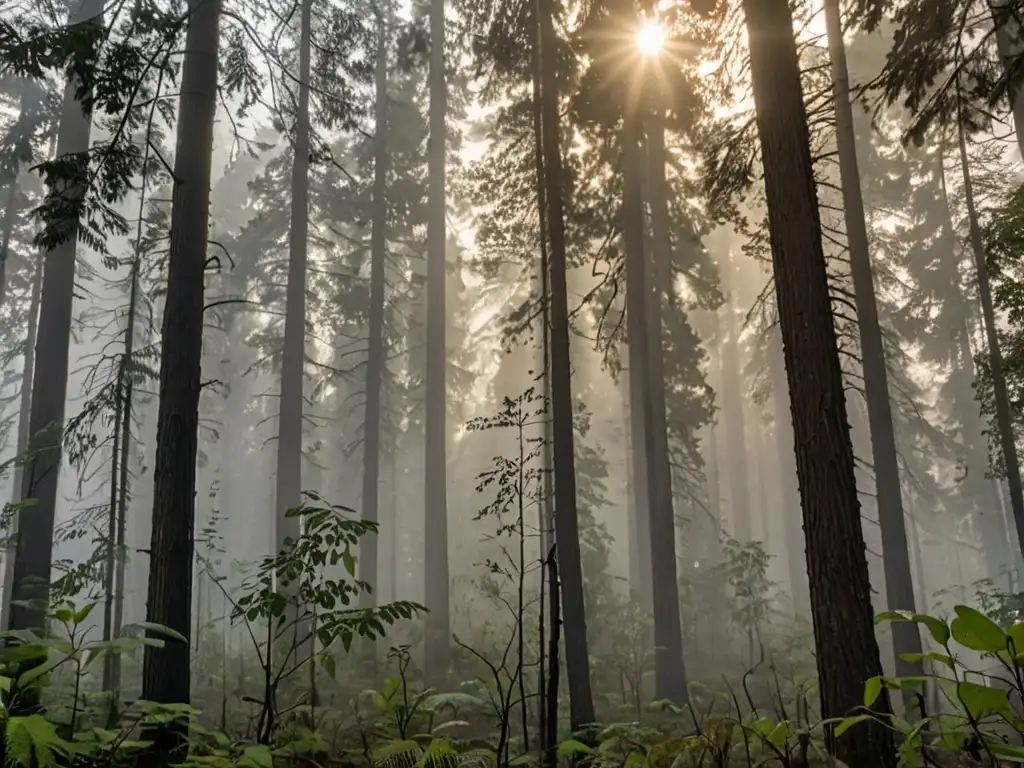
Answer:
[824,0,923,676]
[530,13,551,752]
[741,0,895,764]
[101,373,123,688]
[0,179,19,308]
[625,331,652,610]
[957,116,1024,564]
[141,0,221,740]
[770,334,808,614]
[719,258,751,542]
[537,0,595,728]
[2,242,43,630]
[360,8,390,607]
[275,0,312,555]
[641,118,687,702]
[544,545,559,768]
[10,0,104,636]
[423,0,450,679]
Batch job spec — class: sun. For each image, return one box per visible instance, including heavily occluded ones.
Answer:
[636,20,667,56]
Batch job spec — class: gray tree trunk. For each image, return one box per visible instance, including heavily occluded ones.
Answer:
[824,0,923,677]
[423,0,450,679]
[360,7,391,606]
[275,0,312,555]
[718,256,751,542]
[9,0,104,634]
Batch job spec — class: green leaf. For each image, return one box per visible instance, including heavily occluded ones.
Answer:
[899,651,954,669]
[557,739,595,757]
[958,681,1012,718]
[1008,621,1024,654]
[875,610,950,646]
[864,676,883,707]
[342,549,357,578]
[624,751,646,768]
[120,622,187,644]
[72,602,97,625]
[319,652,336,679]
[834,714,874,738]
[237,744,274,768]
[950,605,1006,652]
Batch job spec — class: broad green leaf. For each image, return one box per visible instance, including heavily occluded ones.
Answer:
[624,751,646,768]
[1009,622,1024,655]
[237,744,274,768]
[958,681,1012,719]
[899,651,954,669]
[875,610,951,646]
[864,676,883,707]
[73,602,97,625]
[557,739,595,757]
[342,549,356,578]
[834,714,874,738]
[119,622,187,644]
[950,605,1006,652]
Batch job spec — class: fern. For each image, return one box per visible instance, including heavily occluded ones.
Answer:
[4,715,67,768]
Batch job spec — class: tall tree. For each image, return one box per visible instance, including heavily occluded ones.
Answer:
[8,0,104,634]
[360,3,391,604]
[275,0,313,555]
[536,0,595,729]
[142,0,222,742]
[741,0,895,764]
[423,0,450,677]
[823,0,923,676]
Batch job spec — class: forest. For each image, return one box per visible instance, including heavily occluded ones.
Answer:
[4,0,1024,765]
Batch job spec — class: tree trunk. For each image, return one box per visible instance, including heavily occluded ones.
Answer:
[642,118,688,702]
[360,8,390,606]
[624,352,651,607]
[0,180,19,308]
[988,0,1024,160]
[423,0,450,679]
[956,116,1024,565]
[103,250,140,696]
[824,0,923,677]
[769,333,808,613]
[536,0,595,729]
[9,0,104,636]
[141,0,221,739]
[741,0,895,764]
[275,0,312,555]
[2,239,43,630]
[718,256,751,542]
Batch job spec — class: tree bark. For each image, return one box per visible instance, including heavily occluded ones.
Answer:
[141,0,221,741]
[275,0,312,556]
[360,8,390,607]
[956,116,1024,565]
[988,0,1024,160]
[9,0,104,635]
[423,0,450,679]
[741,0,895,764]
[824,0,923,677]
[642,118,687,702]
[769,333,808,613]
[718,255,751,542]
[2,238,43,630]
[536,0,595,728]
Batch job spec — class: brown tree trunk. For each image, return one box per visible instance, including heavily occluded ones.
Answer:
[360,8,391,608]
[423,0,450,679]
[824,0,923,677]
[642,118,687,701]
[741,0,895,764]
[10,0,104,636]
[141,0,222,743]
[537,0,595,728]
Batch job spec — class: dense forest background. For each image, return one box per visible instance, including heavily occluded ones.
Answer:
[3,0,1024,765]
